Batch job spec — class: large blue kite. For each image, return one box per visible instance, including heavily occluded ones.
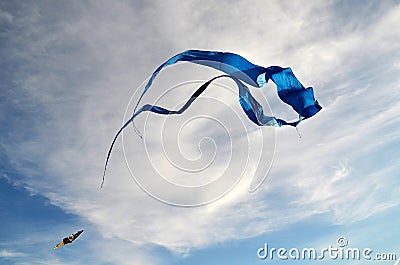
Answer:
[101,50,322,187]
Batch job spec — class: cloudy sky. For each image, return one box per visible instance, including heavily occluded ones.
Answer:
[1,1,399,264]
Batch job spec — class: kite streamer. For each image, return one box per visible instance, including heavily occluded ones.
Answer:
[101,50,322,188]
[133,50,321,120]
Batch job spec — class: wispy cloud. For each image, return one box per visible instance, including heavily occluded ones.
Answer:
[1,1,399,263]
[0,250,25,258]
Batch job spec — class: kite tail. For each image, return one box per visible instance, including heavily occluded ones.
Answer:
[54,242,65,250]
[101,111,143,188]
[132,50,267,113]
[131,50,321,127]
[102,74,307,187]
[101,78,215,188]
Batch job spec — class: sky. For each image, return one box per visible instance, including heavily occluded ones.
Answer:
[0,0,399,264]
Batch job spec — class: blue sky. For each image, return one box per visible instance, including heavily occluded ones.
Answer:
[1,1,399,264]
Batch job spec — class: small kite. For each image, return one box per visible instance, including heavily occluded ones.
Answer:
[101,50,322,187]
[53,230,84,249]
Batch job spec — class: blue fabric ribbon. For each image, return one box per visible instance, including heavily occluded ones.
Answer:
[101,50,322,187]
[134,50,321,120]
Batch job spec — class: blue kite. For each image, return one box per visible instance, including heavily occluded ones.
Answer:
[101,50,321,187]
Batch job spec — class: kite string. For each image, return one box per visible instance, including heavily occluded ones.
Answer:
[132,122,143,139]
[295,126,302,139]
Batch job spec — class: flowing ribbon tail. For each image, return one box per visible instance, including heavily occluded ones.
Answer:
[102,50,323,188]
[101,111,142,188]
[133,50,270,113]
[145,74,283,127]
[102,77,215,188]
[102,73,316,187]
[132,50,321,127]
[101,80,209,188]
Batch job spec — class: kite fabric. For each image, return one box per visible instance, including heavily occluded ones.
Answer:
[101,50,322,188]
[53,230,84,250]
[133,50,322,119]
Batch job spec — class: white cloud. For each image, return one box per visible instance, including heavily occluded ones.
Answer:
[0,250,25,258]
[1,0,399,261]
[0,8,13,24]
